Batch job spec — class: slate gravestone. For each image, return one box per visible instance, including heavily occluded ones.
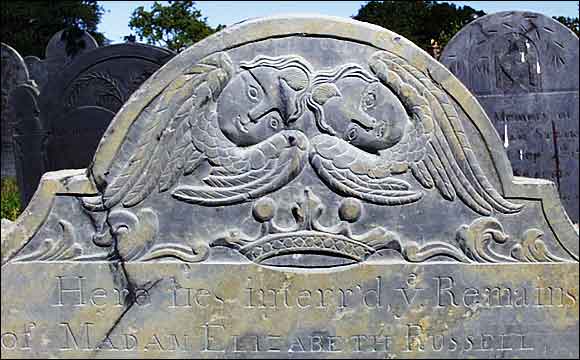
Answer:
[24,29,99,91]
[440,11,580,223]
[1,43,30,179]
[11,82,46,209]
[41,43,174,172]
[1,15,578,359]
[14,42,175,207]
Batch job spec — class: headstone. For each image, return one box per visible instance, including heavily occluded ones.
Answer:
[440,11,580,223]
[24,29,99,90]
[11,82,46,207]
[41,43,175,172]
[1,15,578,359]
[1,43,29,179]
[14,42,175,207]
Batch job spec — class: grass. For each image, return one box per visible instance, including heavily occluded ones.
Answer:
[1,177,22,220]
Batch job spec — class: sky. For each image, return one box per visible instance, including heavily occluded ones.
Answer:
[98,1,579,43]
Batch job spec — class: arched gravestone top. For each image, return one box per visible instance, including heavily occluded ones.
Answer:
[45,29,99,60]
[40,42,175,172]
[440,11,579,223]
[1,43,30,178]
[1,15,579,359]
[23,29,99,90]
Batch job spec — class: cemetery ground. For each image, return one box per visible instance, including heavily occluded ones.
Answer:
[1,177,20,220]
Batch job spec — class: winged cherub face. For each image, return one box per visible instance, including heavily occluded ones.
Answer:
[322,78,408,153]
[217,66,299,146]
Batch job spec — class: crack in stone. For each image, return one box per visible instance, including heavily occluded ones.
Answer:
[92,274,162,355]
[83,165,165,355]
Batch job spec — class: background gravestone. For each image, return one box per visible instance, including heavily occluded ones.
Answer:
[11,82,46,209]
[1,43,30,179]
[14,42,175,207]
[41,43,175,172]
[440,11,580,223]
[23,29,99,91]
[1,15,578,359]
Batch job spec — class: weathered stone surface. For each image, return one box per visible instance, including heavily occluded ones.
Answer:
[440,11,580,223]
[14,41,175,207]
[1,218,14,233]
[1,15,578,359]
[1,43,30,179]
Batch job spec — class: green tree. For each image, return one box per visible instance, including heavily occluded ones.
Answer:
[0,1,106,58]
[353,1,485,52]
[127,1,224,52]
[553,2,580,37]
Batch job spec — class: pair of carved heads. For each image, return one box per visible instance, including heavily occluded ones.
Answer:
[216,53,408,153]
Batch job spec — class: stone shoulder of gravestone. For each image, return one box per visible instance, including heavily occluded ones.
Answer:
[440,11,580,224]
[1,218,14,233]
[1,43,31,179]
[1,15,578,358]
[23,29,99,90]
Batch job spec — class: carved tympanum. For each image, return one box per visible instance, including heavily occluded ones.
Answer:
[73,49,542,266]
[82,51,522,212]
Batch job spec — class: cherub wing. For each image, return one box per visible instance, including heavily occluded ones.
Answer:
[83,52,308,211]
[311,51,523,216]
[172,128,308,206]
[310,134,425,205]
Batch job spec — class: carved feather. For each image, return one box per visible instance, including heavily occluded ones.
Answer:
[310,135,423,205]
[87,54,231,211]
[100,74,197,208]
[369,51,522,215]
[172,130,308,206]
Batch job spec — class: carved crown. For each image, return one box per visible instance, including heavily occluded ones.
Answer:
[211,189,401,266]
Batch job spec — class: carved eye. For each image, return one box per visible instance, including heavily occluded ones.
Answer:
[346,128,358,142]
[248,85,259,102]
[269,118,279,129]
[362,91,376,109]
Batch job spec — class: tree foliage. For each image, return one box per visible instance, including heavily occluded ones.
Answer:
[555,15,580,37]
[553,2,580,37]
[353,1,485,51]
[127,1,224,52]
[0,1,105,58]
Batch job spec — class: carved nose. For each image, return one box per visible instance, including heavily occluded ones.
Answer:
[248,101,272,123]
[351,113,377,130]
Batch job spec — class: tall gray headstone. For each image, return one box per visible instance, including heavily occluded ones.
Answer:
[1,15,578,359]
[440,11,580,223]
[11,82,46,208]
[14,42,175,207]
[1,43,30,179]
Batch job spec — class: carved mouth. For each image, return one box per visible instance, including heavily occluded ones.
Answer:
[236,115,249,134]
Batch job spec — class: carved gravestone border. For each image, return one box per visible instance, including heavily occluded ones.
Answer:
[440,11,580,223]
[1,15,578,359]
[1,43,31,179]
